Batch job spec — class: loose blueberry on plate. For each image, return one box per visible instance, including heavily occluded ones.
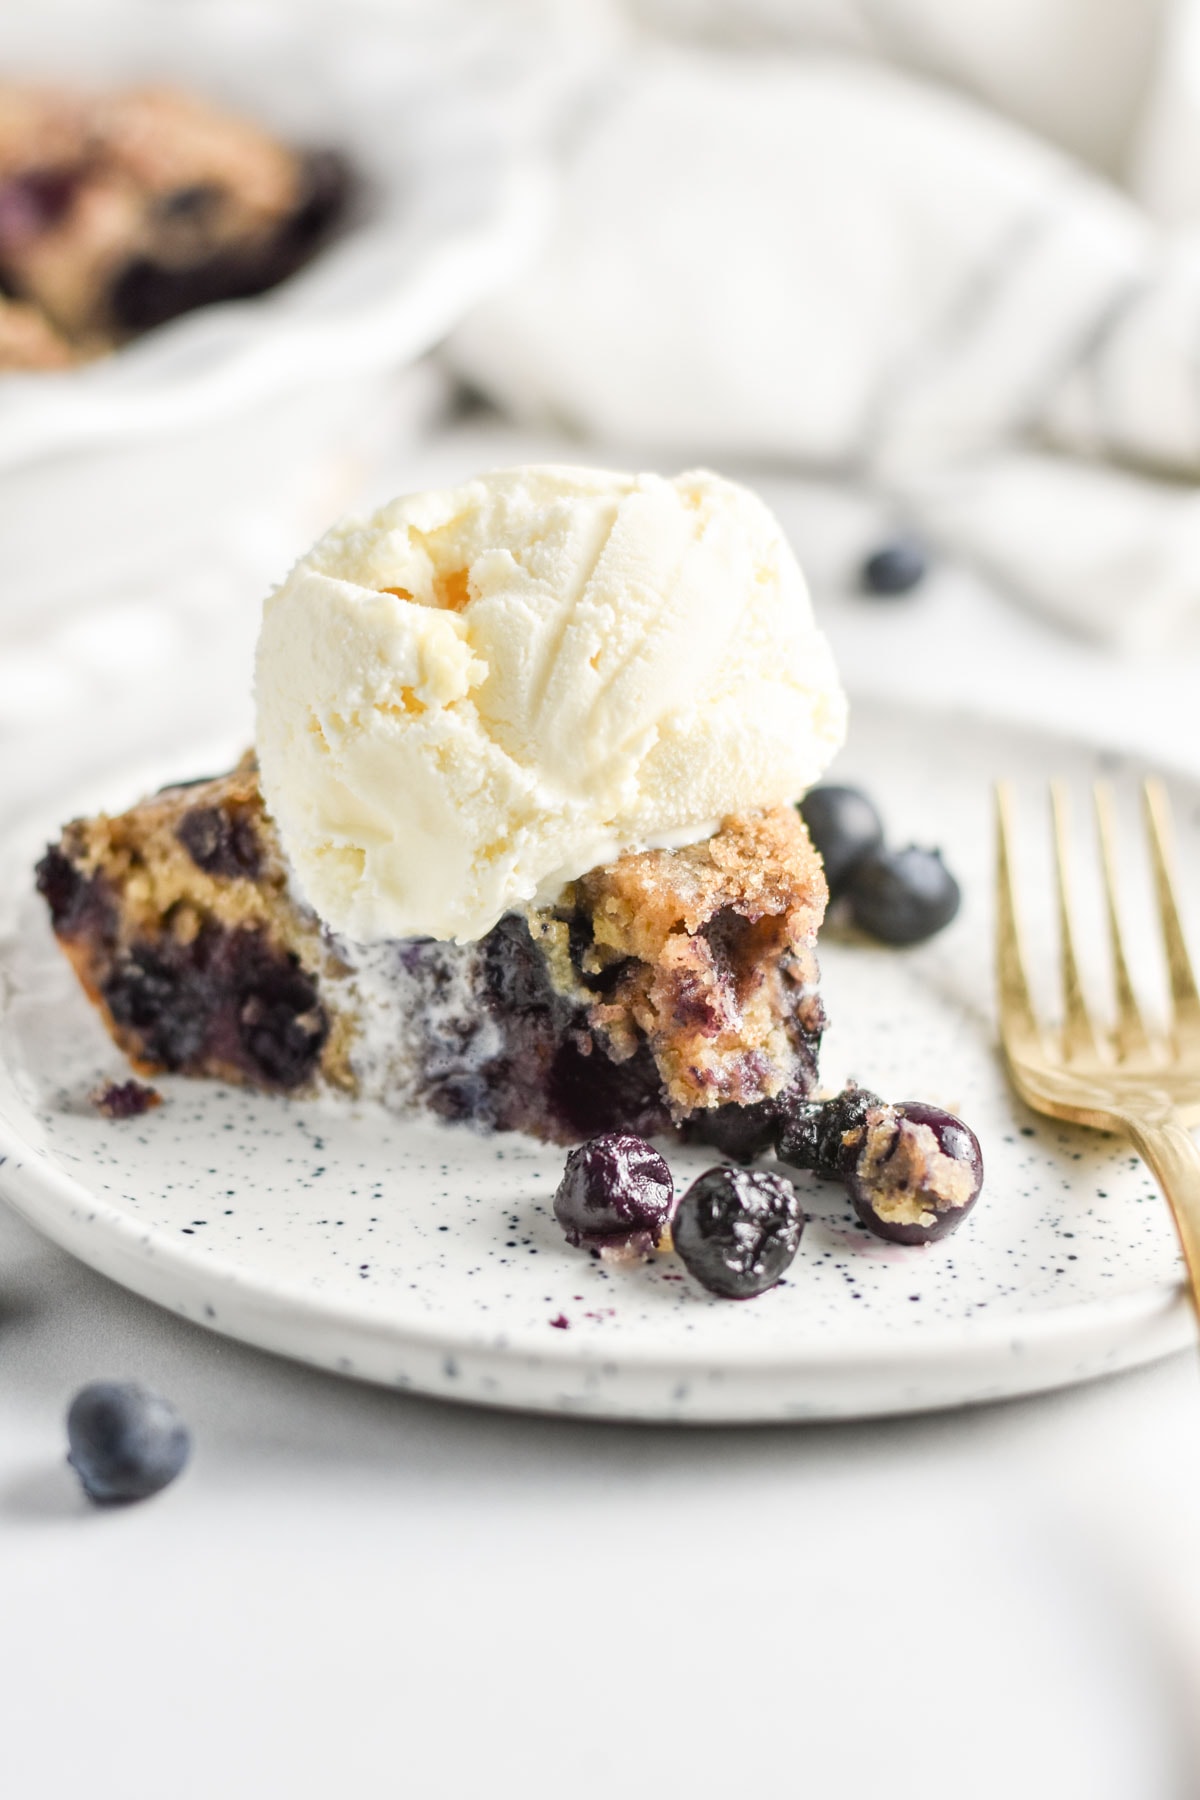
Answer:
[66,1381,191,1505]
[847,1101,983,1245]
[554,1132,674,1253]
[673,1166,805,1299]
[859,536,928,597]
[797,785,885,901]
[776,1085,883,1181]
[846,844,960,944]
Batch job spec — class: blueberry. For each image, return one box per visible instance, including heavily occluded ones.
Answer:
[846,845,960,944]
[859,536,928,596]
[847,1101,983,1244]
[685,1095,781,1165]
[673,1166,804,1299]
[176,804,262,879]
[775,1085,883,1180]
[554,1132,674,1252]
[797,785,885,902]
[66,1381,191,1504]
[34,844,84,926]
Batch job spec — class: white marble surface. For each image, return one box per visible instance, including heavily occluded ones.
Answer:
[5,405,1200,1797]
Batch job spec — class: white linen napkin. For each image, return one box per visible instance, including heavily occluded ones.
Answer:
[623,0,1167,182]
[447,30,1200,647]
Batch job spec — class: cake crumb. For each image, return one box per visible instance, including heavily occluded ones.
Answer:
[92,1079,162,1120]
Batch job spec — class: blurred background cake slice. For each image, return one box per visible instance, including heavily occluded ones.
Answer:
[0,80,350,355]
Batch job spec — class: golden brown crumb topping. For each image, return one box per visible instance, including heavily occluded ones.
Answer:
[576,807,825,962]
[58,754,287,926]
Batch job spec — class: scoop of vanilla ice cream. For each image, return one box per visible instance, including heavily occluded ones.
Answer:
[255,466,847,944]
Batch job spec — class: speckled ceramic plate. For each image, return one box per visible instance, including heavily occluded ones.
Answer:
[0,702,1196,1421]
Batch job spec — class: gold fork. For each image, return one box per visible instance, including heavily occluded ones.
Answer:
[996,778,1200,1315]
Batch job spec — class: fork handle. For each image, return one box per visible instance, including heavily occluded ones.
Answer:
[1127,1114,1200,1315]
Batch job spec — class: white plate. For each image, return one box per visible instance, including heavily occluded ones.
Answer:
[0,702,1195,1421]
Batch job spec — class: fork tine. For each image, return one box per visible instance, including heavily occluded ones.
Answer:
[1143,778,1200,1043]
[994,783,1043,1053]
[1093,782,1153,1061]
[1051,782,1106,1063]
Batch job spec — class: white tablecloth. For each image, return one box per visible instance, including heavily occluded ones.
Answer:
[4,412,1200,1799]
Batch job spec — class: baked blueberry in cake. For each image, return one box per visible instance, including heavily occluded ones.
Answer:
[36,466,847,1147]
[0,82,350,359]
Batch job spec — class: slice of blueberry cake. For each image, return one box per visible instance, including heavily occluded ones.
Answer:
[0,82,350,359]
[36,758,828,1147]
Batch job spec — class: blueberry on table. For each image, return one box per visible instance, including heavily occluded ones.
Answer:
[846,844,960,944]
[673,1166,805,1299]
[554,1132,674,1252]
[66,1381,191,1504]
[848,1101,983,1245]
[859,536,928,596]
[797,785,885,902]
